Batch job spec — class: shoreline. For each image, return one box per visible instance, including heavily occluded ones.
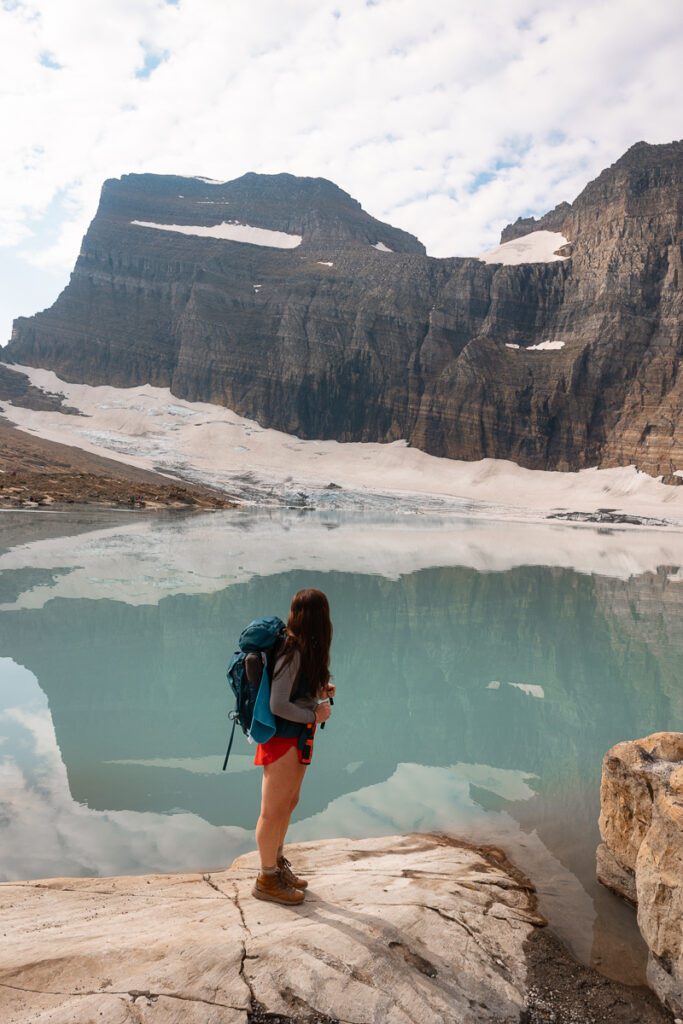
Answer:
[0,417,234,511]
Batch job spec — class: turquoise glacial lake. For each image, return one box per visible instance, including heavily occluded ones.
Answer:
[1,508,681,986]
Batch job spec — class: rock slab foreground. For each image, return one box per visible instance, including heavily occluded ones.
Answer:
[1,833,547,1024]
[1,831,675,1024]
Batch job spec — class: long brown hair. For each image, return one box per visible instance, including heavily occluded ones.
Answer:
[279,588,332,697]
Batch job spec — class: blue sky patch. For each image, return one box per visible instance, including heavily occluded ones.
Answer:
[468,171,496,193]
[39,51,63,70]
[135,45,170,80]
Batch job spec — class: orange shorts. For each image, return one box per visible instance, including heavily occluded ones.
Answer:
[254,725,317,766]
[253,735,299,766]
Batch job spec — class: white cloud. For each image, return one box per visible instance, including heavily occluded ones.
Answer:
[0,0,682,342]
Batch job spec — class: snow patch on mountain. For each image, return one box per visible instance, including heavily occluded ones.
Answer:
[194,176,229,185]
[506,340,566,351]
[478,231,569,265]
[131,220,302,249]
[528,340,565,351]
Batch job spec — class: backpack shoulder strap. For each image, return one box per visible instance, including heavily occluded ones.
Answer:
[267,632,288,680]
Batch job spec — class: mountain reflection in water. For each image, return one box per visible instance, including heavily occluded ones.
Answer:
[0,509,681,987]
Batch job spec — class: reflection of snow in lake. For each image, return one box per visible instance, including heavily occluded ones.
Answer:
[487,680,545,699]
[0,508,681,612]
[106,754,255,774]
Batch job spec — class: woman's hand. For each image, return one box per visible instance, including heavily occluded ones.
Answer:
[315,700,332,724]
[325,683,336,699]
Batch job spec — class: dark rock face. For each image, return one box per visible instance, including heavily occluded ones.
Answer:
[499,201,572,243]
[0,364,83,415]
[6,144,683,474]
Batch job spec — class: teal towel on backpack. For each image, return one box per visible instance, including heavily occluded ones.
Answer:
[249,666,276,743]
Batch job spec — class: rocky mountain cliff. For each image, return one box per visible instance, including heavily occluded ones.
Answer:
[6,142,683,474]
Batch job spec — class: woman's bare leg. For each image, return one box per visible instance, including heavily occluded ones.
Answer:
[256,747,306,869]
[277,770,306,855]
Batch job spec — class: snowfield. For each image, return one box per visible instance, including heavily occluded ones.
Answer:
[478,230,569,265]
[2,365,683,525]
[130,220,302,248]
[528,340,565,351]
[193,176,229,185]
[506,340,566,351]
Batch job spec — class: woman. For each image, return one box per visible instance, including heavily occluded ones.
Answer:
[252,588,335,905]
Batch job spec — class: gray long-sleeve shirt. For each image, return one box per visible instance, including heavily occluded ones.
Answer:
[269,649,317,725]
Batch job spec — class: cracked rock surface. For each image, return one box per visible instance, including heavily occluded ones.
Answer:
[0,868,249,1023]
[231,834,546,1024]
[2,832,673,1024]
[1,833,547,1023]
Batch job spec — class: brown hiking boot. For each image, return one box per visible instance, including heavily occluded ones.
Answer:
[277,855,308,890]
[252,870,304,905]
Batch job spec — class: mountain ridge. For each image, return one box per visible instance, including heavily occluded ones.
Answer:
[95,169,426,254]
[6,140,683,476]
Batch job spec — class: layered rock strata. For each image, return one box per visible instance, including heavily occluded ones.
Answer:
[6,141,683,476]
[597,731,683,1014]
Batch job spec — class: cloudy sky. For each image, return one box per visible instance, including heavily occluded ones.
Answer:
[1,0,682,346]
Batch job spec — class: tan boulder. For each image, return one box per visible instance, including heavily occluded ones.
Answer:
[597,731,683,1015]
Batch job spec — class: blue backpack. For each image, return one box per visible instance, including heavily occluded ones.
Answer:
[222,616,287,770]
